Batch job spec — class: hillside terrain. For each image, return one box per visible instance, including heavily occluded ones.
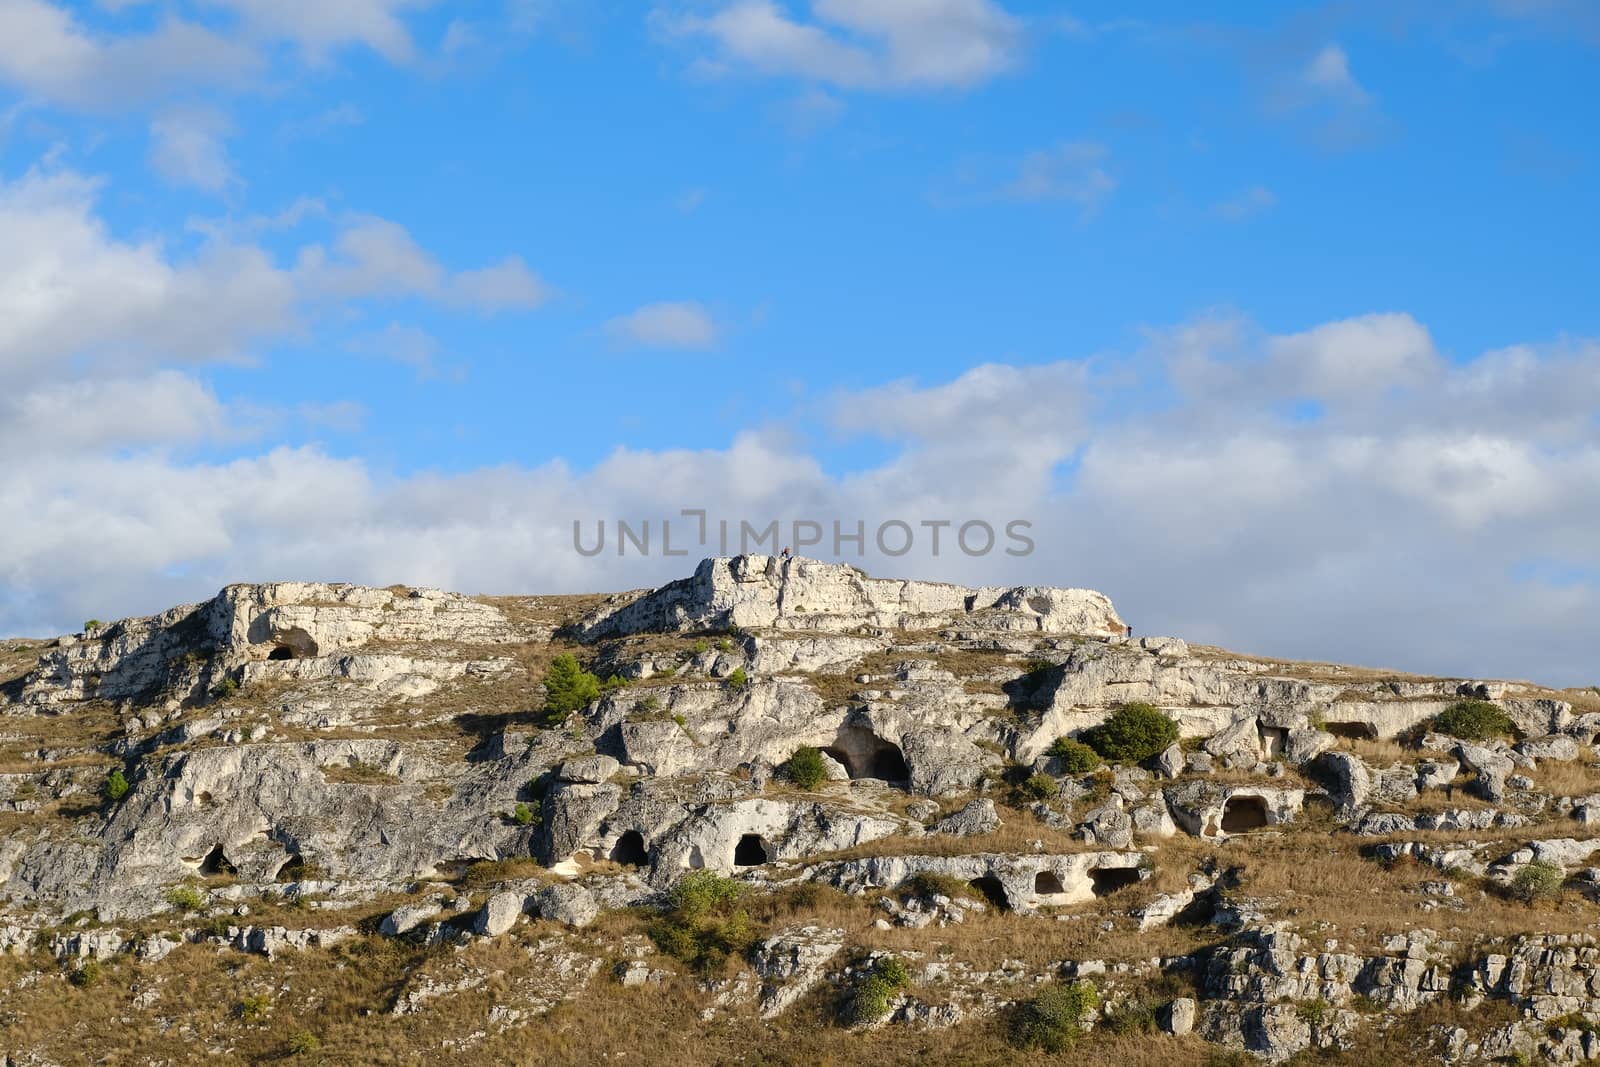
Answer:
[3,556,1600,1065]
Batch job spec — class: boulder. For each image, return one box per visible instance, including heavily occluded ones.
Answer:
[934,799,1001,837]
[534,883,599,928]
[474,890,526,937]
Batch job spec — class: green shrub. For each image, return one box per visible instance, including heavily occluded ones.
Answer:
[726,667,748,690]
[693,639,708,654]
[1047,737,1101,774]
[651,871,754,974]
[103,769,130,802]
[237,993,272,1022]
[1296,998,1328,1025]
[1022,657,1054,676]
[848,955,913,1025]
[1011,980,1099,1051]
[783,746,828,790]
[68,959,101,988]
[1080,702,1179,764]
[718,638,733,652]
[897,872,974,903]
[1509,861,1565,905]
[544,653,601,715]
[601,673,629,691]
[165,885,206,912]
[667,870,744,921]
[212,677,238,699]
[1103,996,1159,1035]
[512,802,535,826]
[1020,773,1058,802]
[1433,700,1515,742]
[83,619,104,633]
[286,1030,321,1056]
[638,695,661,712]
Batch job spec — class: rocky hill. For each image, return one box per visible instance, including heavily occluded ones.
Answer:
[2,556,1599,1065]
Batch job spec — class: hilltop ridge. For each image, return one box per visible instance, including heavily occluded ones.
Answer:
[2,558,1599,1065]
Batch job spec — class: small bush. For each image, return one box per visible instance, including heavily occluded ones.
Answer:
[897,872,973,903]
[718,638,733,652]
[68,959,101,988]
[1103,997,1159,1035]
[1296,998,1328,1026]
[1047,737,1100,774]
[1020,773,1059,802]
[512,802,535,826]
[212,677,238,699]
[103,769,130,803]
[83,619,104,633]
[693,639,708,654]
[783,746,828,790]
[848,956,912,1025]
[1022,657,1054,676]
[1080,702,1179,764]
[726,667,748,690]
[165,885,206,913]
[286,1030,321,1056]
[1509,861,1565,906]
[668,870,744,921]
[651,871,754,974]
[1011,980,1099,1052]
[638,695,661,712]
[544,653,601,715]
[237,994,272,1022]
[1433,700,1515,742]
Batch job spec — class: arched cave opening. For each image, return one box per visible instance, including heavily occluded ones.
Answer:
[610,830,649,868]
[1090,865,1142,897]
[1034,871,1067,896]
[968,875,1011,911]
[824,726,910,783]
[1221,795,1271,834]
[200,844,236,877]
[733,834,769,867]
[266,627,319,661]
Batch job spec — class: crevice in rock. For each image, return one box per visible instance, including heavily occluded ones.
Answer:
[610,830,648,867]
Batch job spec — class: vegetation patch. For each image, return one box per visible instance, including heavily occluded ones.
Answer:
[1432,700,1516,742]
[1080,703,1179,764]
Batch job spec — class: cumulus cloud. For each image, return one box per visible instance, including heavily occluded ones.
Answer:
[148,108,238,193]
[605,301,721,349]
[0,166,549,381]
[657,0,1022,90]
[6,309,1599,689]
[0,0,260,108]
[196,0,434,64]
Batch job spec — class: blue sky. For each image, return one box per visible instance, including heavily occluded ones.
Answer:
[2,0,1598,686]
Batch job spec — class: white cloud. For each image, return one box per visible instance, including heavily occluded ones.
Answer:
[196,0,434,64]
[1303,43,1368,104]
[4,316,1600,689]
[1002,141,1115,211]
[658,0,1022,90]
[605,301,721,349]
[448,256,549,311]
[1214,184,1276,221]
[0,167,549,387]
[0,0,259,108]
[148,108,238,194]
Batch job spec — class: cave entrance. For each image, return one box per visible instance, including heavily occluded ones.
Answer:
[266,627,319,661]
[610,830,649,868]
[968,875,1011,911]
[200,844,236,877]
[1324,721,1377,741]
[1034,871,1067,896]
[276,853,308,882]
[733,834,769,866]
[1090,866,1141,897]
[823,725,910,783]
[1221,795,1270,834]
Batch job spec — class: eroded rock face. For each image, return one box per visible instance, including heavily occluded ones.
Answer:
[572,556,1127,640]
[4,556,1598,1065]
